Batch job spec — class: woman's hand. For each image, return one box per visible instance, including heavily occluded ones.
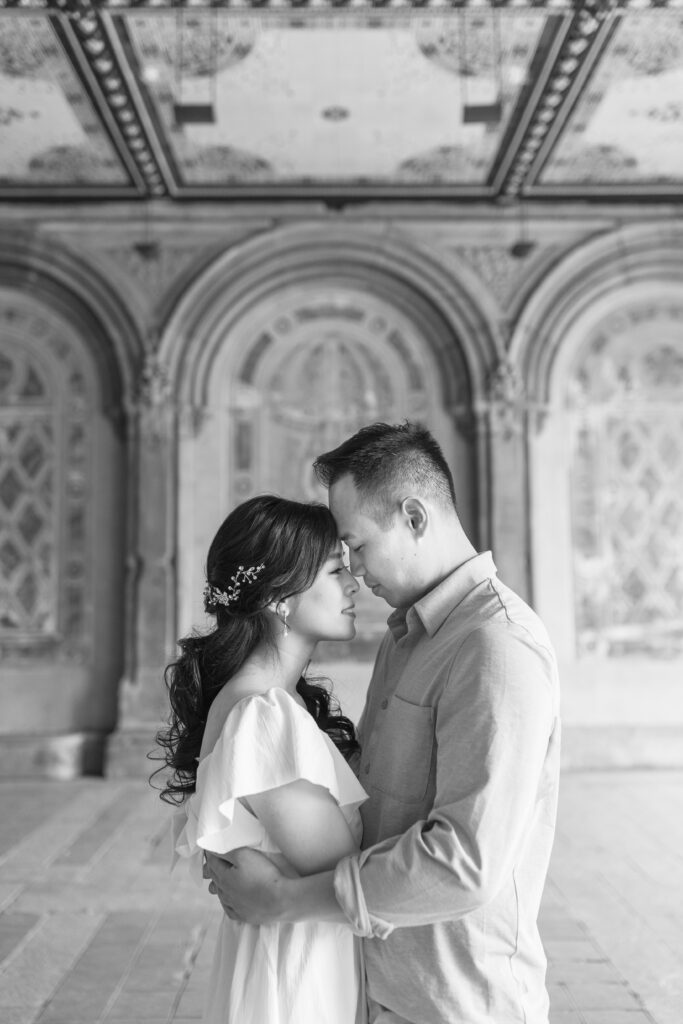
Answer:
[203,849,287,925]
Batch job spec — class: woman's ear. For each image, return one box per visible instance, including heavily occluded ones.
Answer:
[400,497,428,538]
[267,598,290,618]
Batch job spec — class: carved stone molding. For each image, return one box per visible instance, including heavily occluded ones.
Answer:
[178,402,210,438]
[456,245,542,311]
[450,402,478,443]
[158,223,497,410]
[99,243,201,303]
[139,352,170,407]
[136,352,174,444]
[486,358,526,439]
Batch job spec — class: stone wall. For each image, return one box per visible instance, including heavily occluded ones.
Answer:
[1,201,681,775]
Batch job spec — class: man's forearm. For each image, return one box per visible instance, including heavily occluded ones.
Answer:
[278,870,347,924]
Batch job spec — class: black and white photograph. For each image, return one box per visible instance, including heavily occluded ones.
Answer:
[0,1,681,1022]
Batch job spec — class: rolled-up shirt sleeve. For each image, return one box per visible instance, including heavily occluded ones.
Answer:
[334,623,556,938]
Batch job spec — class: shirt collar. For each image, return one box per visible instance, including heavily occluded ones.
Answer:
[387,551,498,641]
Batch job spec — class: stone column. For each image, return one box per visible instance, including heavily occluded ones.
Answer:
[483,358,531,602]
[107,352,177,776]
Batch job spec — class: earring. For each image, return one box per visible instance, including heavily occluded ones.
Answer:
[279,605,289,637]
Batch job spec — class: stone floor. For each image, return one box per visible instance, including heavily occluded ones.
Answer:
[0,770,680,1024]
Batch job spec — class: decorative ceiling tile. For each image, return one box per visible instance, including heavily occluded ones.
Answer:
[120,10,548,189]
[0,13,128,187]
[0,2,681,200]
[541,12,683,187]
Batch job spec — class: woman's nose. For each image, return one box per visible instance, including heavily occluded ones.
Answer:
[344,569,359,593]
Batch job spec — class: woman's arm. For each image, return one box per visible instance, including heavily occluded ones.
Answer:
[243,780,358,876]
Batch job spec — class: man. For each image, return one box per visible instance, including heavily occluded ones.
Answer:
[205,421,561,1024]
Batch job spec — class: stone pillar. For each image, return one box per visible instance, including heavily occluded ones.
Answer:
[483,358,531,602]
[107,352,177,776]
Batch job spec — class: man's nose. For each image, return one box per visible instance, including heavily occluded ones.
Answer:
[348,550,363,577]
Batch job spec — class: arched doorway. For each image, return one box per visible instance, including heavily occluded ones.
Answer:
[531,291,683,670]
[516,225,683,765]
[168,233,482,718]
[0,288,127,775]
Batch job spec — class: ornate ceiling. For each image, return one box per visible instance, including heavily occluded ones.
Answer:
[0,0,682,202]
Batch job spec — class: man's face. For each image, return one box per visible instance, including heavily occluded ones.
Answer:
[328,474,419,609]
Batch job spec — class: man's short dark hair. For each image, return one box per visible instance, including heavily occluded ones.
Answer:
[314,421,457,525]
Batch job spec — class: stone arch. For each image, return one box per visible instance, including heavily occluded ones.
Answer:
[509,222,683,408]
[158,221,499,412]
[159,223,491,670]
[522,225,683,755]
[0,237,138,775]
[0,232,144,410]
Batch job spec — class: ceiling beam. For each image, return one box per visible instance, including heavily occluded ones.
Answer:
[63,4,170,196]
[497,0,615,200]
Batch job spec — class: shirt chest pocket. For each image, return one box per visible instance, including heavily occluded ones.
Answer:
[370,695,435,804]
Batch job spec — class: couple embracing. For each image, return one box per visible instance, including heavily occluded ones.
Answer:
[158,421,561,1024]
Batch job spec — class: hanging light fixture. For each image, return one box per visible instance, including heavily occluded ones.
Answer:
[173,9,217,126]
[509,201,536,260]
[462,10,502,126]
[134,200,160,261]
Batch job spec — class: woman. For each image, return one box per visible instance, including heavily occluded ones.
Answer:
[156,495,367,1024]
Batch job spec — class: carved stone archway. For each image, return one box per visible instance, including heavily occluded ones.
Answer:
[0,239,139,776]
[512,225,683,765]
[509,222,683,410]
[160,222,499,406]
[177,277,474,660]
[121,223,496,728]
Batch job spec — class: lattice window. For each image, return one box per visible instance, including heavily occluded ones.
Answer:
[0,335,89,654]
[0,349,57,637]
[568,332,683,658]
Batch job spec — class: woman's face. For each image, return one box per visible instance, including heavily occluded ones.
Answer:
[288,544,359,642]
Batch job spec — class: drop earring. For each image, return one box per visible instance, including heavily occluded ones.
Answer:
[279,606,289,637]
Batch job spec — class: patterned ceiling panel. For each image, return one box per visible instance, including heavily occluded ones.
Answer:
[0,2,681,202]
[118,10,554,193]
[0,13,130,189]
[538,11,683,192]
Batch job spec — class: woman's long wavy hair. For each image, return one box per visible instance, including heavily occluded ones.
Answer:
[153,495,359,805]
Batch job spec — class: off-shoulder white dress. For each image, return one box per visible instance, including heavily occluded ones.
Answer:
[173,687,368,1024]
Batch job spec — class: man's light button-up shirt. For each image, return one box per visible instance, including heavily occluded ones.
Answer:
[334,552,561,1024]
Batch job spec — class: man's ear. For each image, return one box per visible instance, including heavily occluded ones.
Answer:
[400,497,428,538]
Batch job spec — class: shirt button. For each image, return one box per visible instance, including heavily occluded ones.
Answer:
[380,699,389,710]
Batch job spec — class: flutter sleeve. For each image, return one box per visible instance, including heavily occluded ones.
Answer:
[173,687,366,875]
